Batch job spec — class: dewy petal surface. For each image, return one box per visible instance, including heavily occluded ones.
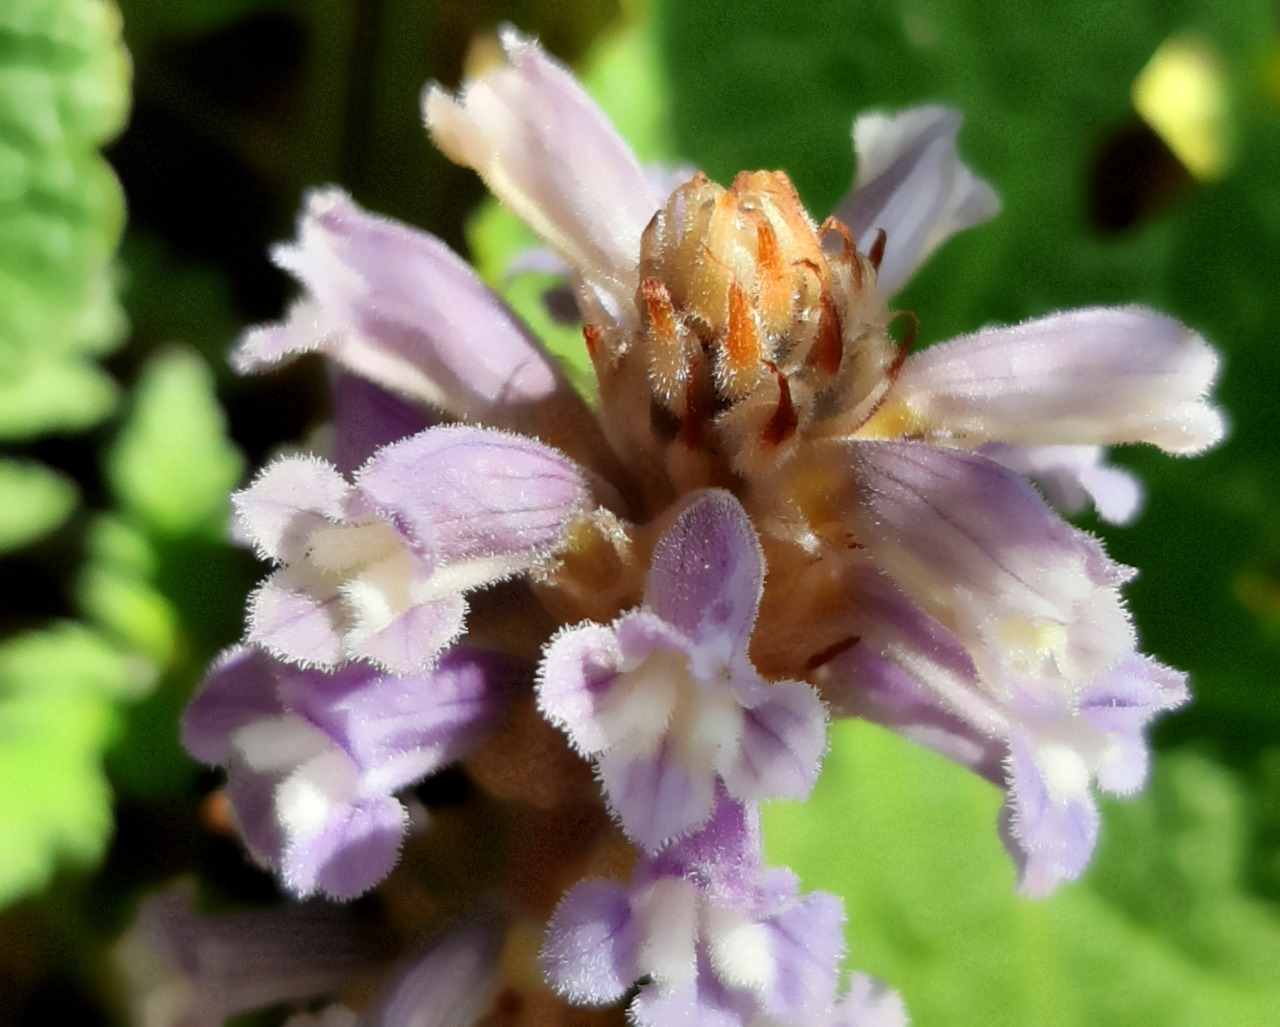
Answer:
[887,306,1225,453]
[424,27,659,323]
[835,105,999,296]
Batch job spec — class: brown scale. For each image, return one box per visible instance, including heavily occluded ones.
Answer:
[615,168,898,485]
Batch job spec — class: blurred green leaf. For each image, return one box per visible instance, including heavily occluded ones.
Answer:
[0,354,118,437]
[0,459,77,552]
[0,624,150,906]
[579,7,679,164]
[0,0,130,440]
[766,722,1280,1026]
[104,347,244,536]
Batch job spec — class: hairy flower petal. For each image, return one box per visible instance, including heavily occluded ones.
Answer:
[542,879,639,1005]
[282,796,407,901]
[983,443,1144,525]
[538,492,826,851]
[247,567,346,669]
[888,306,1225,454]
[356,426,589,569]
[598,738,715,852]
[844,441,1135,684]
[234,455,350,564]
[234,190,611,469]
[236,189,557,414]
[836,105,999,296]
[424,27,659,324]
[183,648,516,899]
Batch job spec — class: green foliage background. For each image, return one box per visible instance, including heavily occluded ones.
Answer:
[0,0,1276,1023]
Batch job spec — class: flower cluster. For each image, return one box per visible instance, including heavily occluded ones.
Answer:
[124,27,1222,1027]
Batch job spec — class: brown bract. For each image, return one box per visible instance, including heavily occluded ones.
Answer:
[585,169,903,511]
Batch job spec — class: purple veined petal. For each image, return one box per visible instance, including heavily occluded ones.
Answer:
[643,490,765,648]
[1002,730,1100,896]
[247,566,346,669]
[362,913,506,1027]
[280,793,407,900]
[599,737,716,852]
[818,560,1010,768]
[834,105,999,297]
[541,879,639,1005]
[843,441,1137,683]
[830,975,910,1027]
[182,647,285,765]
[235,191,613,473]
[889,306,1226,454]
[537,622,625,755]
[277,647,523,795]
[829,640,1006,783]
[234,455,351,563]
[720,679,827,802]
[238,188,559,414]
[329,373,435,476]
[754,890,846,1022]
[982,443,1144,525]
[356,425,589,570]
[424,28,659,325]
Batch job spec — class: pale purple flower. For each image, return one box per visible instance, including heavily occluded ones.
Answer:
[542,791,852,1026]
[538,490,826,851]
[421,29,1219,898]
[233,187,614,475]
[234,425,588,674]
[183,645,521,898]
[833,104,1000,297]
[824,560,1188,893]
[157,23,1226,1027]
